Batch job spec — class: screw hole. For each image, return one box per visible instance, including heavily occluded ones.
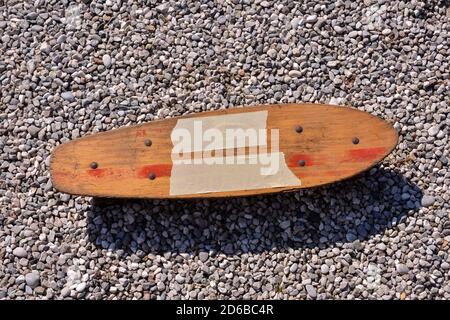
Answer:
[144,139,152,147]
[295,126,303,133]
[90,162,98,169]
[352,137,360,144]
[298,159,306,167]
[148,173,156,180]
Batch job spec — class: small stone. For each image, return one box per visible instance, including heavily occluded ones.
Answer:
[427,126,439,137]
[157,281,165,291]
[346,232,357,242]
[290,18,300,29]
[340,280,349,291]
[396,264,410,275]
[305,284,317,298]
[76,282,87,292]
[260,1,271,8]
[61,287,71,298]
[267,48,277,58]
[329,97,342,105]
[34,287,46,295]
[320,264,330,274]
[199,252,209,263]
[175,274,185,284]
[305,15,318,24]
[155,3,169,13]
[288,70,302,77]
[280,220,291,229]
[26,125,40,137]
[25,272,40,288]
[333,25,345,34]
[13,247,27,258]
[382,28,392,36]
[217,16,227,25]
[421,195,435,207]
[102,54,112,68]
[61,91,75,102]
[290,263,298,273]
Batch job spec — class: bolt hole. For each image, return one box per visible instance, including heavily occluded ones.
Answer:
[148,173,156,180]
[298,159,306,167]
[90,162,98,169]
[352,137,360,144]
[295,126,303,133]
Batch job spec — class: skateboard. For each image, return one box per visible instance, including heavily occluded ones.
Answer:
[50,103,398,199]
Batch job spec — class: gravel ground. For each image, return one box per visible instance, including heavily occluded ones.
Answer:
[1,0,449,300]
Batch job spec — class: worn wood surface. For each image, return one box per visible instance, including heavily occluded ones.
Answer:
[50,103,398,198]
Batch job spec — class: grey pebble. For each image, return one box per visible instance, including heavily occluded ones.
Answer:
[12,247,27,258]
[305,15,318,24]
[427,126,439,137]
[61,92,75,102]
[27,125,40,137]
[305,284,317,298]
[396,264,410,275]
[102,54,112,68]
[290,263,298,273]
[199,252,209,263]
[320,264,330,274]
[25,272,40,288]
[288,70,302,78]
[421,195,435,207]
[267,48,277,58]
[175,274,185,284]
[75,283,87,293]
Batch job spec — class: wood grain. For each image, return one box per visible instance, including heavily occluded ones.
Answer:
[50,104,398,198]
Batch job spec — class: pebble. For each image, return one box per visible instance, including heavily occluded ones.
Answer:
[25,272,40,288]
[76,283,87,293]
[290,263,298,273]
[12,247,27,258]
[102,54,112,68]
[421,195,435,207]
[333,25,345,34]
[427,126,439,137]
[382,28,392,36]
[267,48,277,58]
[396,264,410,275]
[175,274,185,284]
[199,252,209,263]
[61,92,75,102]
[305,15,318,24]
[27,125,40,137]
[288,70,302,78]
[305,284,317,298]
[320,264,330,274]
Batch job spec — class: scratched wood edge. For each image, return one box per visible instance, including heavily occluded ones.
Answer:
[49,103,399,199]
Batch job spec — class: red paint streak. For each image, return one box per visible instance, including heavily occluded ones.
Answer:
[135,129,147,137]
[347,147,386,162]
[287,153,316,167]
[87,168,108,178]
[137,164,172,178]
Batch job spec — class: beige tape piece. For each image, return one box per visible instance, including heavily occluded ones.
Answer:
[172,111,268,152]
[170,153,301,196]
[169,110,301,196]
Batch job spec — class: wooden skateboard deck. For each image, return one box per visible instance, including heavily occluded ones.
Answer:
[50,104,398,199]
